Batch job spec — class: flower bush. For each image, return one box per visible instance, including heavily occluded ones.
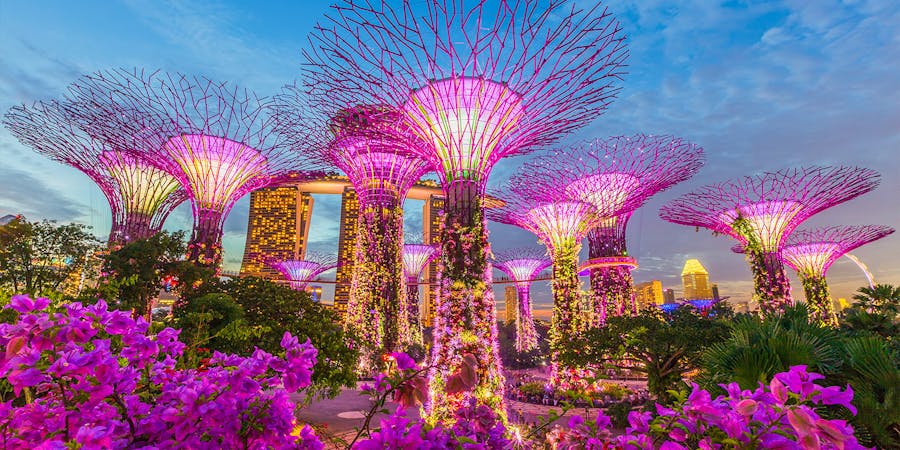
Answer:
[0,295,324,449]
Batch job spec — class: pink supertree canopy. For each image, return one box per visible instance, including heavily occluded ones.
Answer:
[493,248,551,352]
[660,166,881,314]
[533,135,705,322]
[402,243,439,345]
[67,69,320,267]
[781,225,895,278]
[2,99,186,243]
[303,0,627,420]
[268,253,338,291]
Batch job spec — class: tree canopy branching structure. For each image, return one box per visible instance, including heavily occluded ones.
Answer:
[269,85,431,370]
[67,69,319,268]
[781,225,894,325]
[3,100,186,244]
[537,135,704,323]
[268,253,338,291]
[492,248,551,352]
[402,243,439,346]
[660,166,880,314]
[303,0,628,419]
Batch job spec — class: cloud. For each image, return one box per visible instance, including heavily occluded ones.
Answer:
[0,165,86,220]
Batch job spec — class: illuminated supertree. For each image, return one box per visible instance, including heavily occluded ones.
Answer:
[268,253,338,291]
[660,167,880,315]
[492,248,551,352]
[67,69,318,268]
[3,99,186,244]
[270,86,431,369]
[402,243,439,346]
[304,0,627,419]
[781,225,894,325]
[543,135,704,324]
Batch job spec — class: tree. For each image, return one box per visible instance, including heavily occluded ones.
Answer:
[0,218,101,297]
[98,231,187,318]
[559,305,731,401]
[852,284,900,313]
[497,320,550,370]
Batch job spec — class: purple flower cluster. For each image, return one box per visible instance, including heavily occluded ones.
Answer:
[0,295,324,449]
[550,365,865,449]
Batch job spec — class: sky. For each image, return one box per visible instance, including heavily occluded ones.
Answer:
[1,0,898,318]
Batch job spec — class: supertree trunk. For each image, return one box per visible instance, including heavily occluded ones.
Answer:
[427,180,505,423]
[348,204,406,372]
[590,265,636,323]
[122,212,156,242]
[187,210,225,268]
[514,284,539,352]
[405,276,424,346]
[747,250,793,315]
[801,274,838,326]
[549,240,581,387]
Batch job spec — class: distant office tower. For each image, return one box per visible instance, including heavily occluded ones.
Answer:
[663,288,676,304]
[712,283,720,301]
[309,285,323,303]
[504,285,517,324]
[240,186,314,278]
[421,194,445,327]
[682,259,713,299]
[635,280,664,310]
[333,187,360,318]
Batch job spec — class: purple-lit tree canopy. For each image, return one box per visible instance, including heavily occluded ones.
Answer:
[2,99,186,244]
[402,243,439,346]
[269,86,431,370]
[303,0,628,420]
[67,69,318,268]
[268,253,338,291]
[492,248,551,352]
[660,166,880,315]
[781,225,894,325]
[540,135,704,323]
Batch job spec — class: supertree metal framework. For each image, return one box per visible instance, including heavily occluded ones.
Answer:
[492,248,551,352]
[539,135,704,324]
[660,166,881,315]
[781,225,894,325]
[67,69,319,268]
[268,253,338,291]
[303,0,627,419]
[2,99,186,244]
[402,243,439,346]
[269,85,432,370]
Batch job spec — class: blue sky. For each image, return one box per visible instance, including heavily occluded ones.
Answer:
[1,0,898,316]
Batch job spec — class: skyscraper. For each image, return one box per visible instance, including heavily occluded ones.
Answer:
[663,288,676,304]
[635,280,664,310]
[333,187,360,319]
[421,194,445,327]
[240,186,314,278]
[682,259,713,299]
[504,285,517,324]
[712,283,720,301]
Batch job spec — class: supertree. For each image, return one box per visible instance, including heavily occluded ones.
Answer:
[269,86,431,369]
[268,253,338,291]
[541,135,704,324]
[660,166,881,315]
[402,243,439,346]
[492,248,551,352]
[67,69,318,268]
[3,99,186,244]
[780,225,894,325]
[303,0,627,420]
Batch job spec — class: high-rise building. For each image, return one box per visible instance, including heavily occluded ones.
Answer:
[333,187,360,319]
[240,186,314,278]
[421,194,444,327]
[711,283,720,301]
[663,288,676,304]
[635,280,664,310]
[682,259,713,299]
[504,285,517,324]
[308,285,323,303]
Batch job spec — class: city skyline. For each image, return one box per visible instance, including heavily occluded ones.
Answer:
[1,0,897,316]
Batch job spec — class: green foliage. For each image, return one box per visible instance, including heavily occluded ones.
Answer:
[177,292,253,355]
[497,320,549,369]
[559,305,731,401]
[518,381,546,396]
[0,218,101,297]
[176,277,358,398]
[841,284,900,355]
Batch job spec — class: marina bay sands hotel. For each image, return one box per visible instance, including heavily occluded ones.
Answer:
[238,175,444,326]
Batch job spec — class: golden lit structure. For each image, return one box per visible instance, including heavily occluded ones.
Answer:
[504,285,517,324]
[333,187,360,318]
[682,259,713,300]
[240,186,314,278]
[634,280,664,310]
[421,194,445,327]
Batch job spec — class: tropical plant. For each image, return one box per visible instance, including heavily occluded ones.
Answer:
[851,284,900,313]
